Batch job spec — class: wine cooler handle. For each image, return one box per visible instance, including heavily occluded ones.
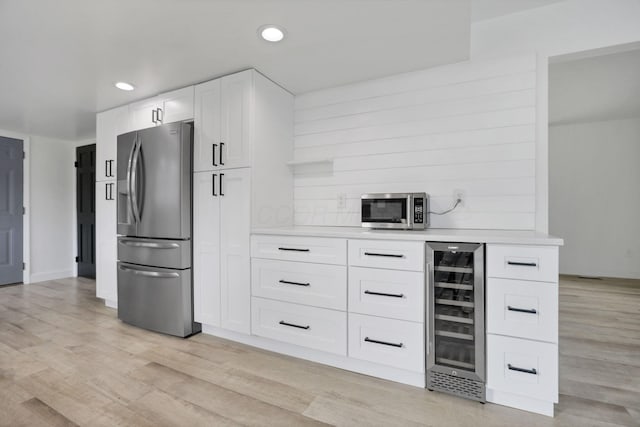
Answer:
[507,306,537,314]
[508,364,537,375]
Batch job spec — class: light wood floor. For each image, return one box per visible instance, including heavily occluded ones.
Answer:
[0,275,638,426]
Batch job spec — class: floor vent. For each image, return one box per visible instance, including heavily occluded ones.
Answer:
[427,371,485,402]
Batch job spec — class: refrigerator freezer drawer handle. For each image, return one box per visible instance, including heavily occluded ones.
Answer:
[119,265,180,278]
[119,240,180,249]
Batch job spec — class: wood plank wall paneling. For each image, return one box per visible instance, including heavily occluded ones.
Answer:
[292,54,538,229]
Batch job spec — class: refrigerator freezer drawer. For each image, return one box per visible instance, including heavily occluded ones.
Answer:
[117,262,199,337]
[118,237,191,269]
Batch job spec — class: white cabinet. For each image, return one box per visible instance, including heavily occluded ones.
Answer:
[128,87,194,132]
[348,239,425,272]
[96,105,129,182]
[193,168,251,334]
[251,235,347,265]
[95,181,117,304]
[194,70,252,172]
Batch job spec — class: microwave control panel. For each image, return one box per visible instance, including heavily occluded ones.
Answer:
[414,198,424,224]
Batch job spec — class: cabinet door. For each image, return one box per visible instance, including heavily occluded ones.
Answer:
[96,106,128,182]
[159,86,194,124]
[219,168,251,333]
[96,181,117,302]
[220,71,252,169]
[128,96,159,131]
[193,79,222,172]
[193,172,221,326]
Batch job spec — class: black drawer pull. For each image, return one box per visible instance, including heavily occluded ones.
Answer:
[364,337,403,348]
[507,261,537,267]
[279,321,310,330]
[278,247,310,252]
[508,364,537,375]
[279,280,310,287]
[507,306,537,314]
[212,143,218,166]
[364,290,404,298]
[364,252,404,258]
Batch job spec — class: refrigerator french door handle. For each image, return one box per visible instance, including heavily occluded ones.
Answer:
[125,134,137,222]
[118,264,179,278]
[130,136,142,223]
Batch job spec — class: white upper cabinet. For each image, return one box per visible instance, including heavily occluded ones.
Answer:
[194,70,252,171]
[96,105,129,182]
[127,86,195,132]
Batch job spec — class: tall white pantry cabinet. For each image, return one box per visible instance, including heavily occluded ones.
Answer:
[193,70,294,334]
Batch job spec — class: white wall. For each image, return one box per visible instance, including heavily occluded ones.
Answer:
[29,136,78,283]
[549,118,640,279]
[292,54,538,229]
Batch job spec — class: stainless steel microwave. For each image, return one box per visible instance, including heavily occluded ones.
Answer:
[361,193,429,230]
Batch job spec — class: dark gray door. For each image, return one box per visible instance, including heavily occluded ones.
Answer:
[0,136,23,286]
[76,144,96,278]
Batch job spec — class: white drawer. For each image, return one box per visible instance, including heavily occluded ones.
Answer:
[251,235,347,265]
[251,259,347,310]
[251,297,347,355]
[487,335,558,402]
[348,313,424,372]
[348,240,424,272]
[348,267,424,322]
[487,278,558,343]
[487,245,558,283]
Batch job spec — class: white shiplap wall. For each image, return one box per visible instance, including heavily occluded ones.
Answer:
[292,54,537,229]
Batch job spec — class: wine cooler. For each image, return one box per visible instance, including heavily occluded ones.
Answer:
[426,242,485,402]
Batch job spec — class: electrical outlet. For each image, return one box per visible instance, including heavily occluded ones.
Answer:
[337,193,347,210]
[453,189,465,207]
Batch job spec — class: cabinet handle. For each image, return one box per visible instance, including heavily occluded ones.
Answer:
[220,142,225,166]
[364,337,404,348]
[109,183,114,200]
[105,160,109,178]
[220,173,224,196]
[105,183,110,200]
[212,174,217,196]
[278,247,310,252]
[279,320,310,330]
[212,144,218,166]
[151,109,157,123]
[507,306,537,314]
[507,261,537,267]
[364,252,404,258]
[507,364,537,375]
[156,108,163,123]
[364,290,404,298]
[279,279,310,287]
[109,160,114,177]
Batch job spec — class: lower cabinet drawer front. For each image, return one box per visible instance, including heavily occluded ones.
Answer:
[487,278,558,343]
[348,313,424,372]
[348,267,424,322]
[348,239,425,272]
[251,235,347,265]
[251,297,347,356]
[487,244,558,283]
[252,259,347,310]
[487,335,558,402]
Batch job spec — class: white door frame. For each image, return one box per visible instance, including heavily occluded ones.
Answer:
[0,129,30,284]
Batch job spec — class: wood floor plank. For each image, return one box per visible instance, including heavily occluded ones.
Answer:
[0,275,638,426]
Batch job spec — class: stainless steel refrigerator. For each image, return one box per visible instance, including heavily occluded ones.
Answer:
[116,121,200,337]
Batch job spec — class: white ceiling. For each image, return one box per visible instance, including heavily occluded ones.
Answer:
[550,48,640,125]
[471,0,565,22]
[0,0,472,141]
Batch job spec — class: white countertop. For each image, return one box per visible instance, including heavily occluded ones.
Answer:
[252,226,564,246]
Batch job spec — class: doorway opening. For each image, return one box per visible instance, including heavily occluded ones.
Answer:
[76,144,96,278]
[0,136,24,286]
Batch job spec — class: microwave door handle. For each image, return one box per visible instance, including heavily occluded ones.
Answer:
[407,194,413,226]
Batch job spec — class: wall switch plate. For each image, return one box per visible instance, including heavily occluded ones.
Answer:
[337,193,347,210]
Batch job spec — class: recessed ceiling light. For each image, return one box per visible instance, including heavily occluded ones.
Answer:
[115,81,135,91]
[259,25,285,42]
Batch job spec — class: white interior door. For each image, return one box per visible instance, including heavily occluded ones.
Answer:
[219,167,251,333]
[193,171,221,326]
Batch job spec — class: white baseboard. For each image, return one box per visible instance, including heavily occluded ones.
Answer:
[201,324,425,388]
[104,299,118,309]
[29,270,75,284]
